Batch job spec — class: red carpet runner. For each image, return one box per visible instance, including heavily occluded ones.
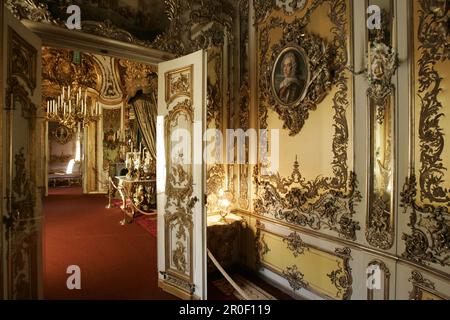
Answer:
[135,215,157,238]
[43,187,177,300]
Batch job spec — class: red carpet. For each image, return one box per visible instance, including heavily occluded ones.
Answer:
[43,187,177,300]
[135,215,157,238]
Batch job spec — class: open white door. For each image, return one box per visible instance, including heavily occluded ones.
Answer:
[157,50,207,300]
[1,7,43,299]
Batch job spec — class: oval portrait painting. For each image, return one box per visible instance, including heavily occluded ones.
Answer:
[271,47,309,106]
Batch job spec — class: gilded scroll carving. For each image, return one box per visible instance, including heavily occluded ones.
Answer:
[5,0,57,24]
[206,51,222,128]
[327,247,352,300]
[6,1,153,46]
[152,0,191,56]
[42,48,99,92]
[255,0,308,22]
[283,232,308,257]
[256,1,354,239]
[400,0,450,268]
[400,175,450,266]
[408,270,447,300]
[260,19,336,136]
[6,78,37,120]
[164,97,197,286]
[366,195,394,250]
[259,0,349,138]
[367,38,398,125]
[153,0,234,56]
[5,148,38,299]
[254,0,276,24]
[416,0,450,204]
[117,59,157,97]
[255,158,361,240]
[8,27,37,94]
[165,66,193,103]
[282,265,309,291]
[206,164,226,214]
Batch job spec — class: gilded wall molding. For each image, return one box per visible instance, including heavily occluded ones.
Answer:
[206,50,222,128]
[255,220,270,268]
[160,271,196,295]
[366,195,395,250]
[81,20,151,46]
[255,158,361,240]
[5,149,39,299]
[367,260,391,300]
[400,175,449,267]
[260,19,337,136]
[5,0,153,48]
[415,0,450,205]
[408,270,448,300]
[5,78,37,119]
[255,0,358,240]
[400,0,450,268]
[256,224,353,299]
[8,27,37,94]
[327,247,353,300]
[258,0,350,138]
[163,80,197,291]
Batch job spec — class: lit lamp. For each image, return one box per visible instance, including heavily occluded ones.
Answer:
[217,189,233,222]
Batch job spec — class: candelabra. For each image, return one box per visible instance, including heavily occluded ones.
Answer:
[45,85,101,130]
[125,148,155,180]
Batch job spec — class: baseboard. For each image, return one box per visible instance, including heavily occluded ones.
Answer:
[158,279,200,300]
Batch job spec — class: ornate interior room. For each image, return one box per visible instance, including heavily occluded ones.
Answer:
[0,0,449,300]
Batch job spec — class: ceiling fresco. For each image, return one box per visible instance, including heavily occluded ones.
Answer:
[41,0,170,42]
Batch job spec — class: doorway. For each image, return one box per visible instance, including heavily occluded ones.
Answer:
[41,47,167,299]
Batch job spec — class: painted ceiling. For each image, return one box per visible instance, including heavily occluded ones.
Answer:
[41,0,170,42]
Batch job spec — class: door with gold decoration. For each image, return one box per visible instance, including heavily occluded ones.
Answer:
[1,7,43,299]
[157,50,207,300]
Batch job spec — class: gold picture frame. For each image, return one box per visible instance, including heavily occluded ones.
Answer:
[52,125,73,145]
[271,46,310,107]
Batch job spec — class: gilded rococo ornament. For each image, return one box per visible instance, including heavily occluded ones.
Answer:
[400,0,450,268]
[254,158,361,240]
[367,31,399,124]
[263,24,336,136]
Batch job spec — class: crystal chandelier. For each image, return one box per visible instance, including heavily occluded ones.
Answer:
[46,85,101,130]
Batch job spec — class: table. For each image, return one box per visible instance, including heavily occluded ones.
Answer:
[207,213,245,274]
[109,176,156,225]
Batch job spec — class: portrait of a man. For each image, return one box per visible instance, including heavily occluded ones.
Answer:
[272,47,308,106]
